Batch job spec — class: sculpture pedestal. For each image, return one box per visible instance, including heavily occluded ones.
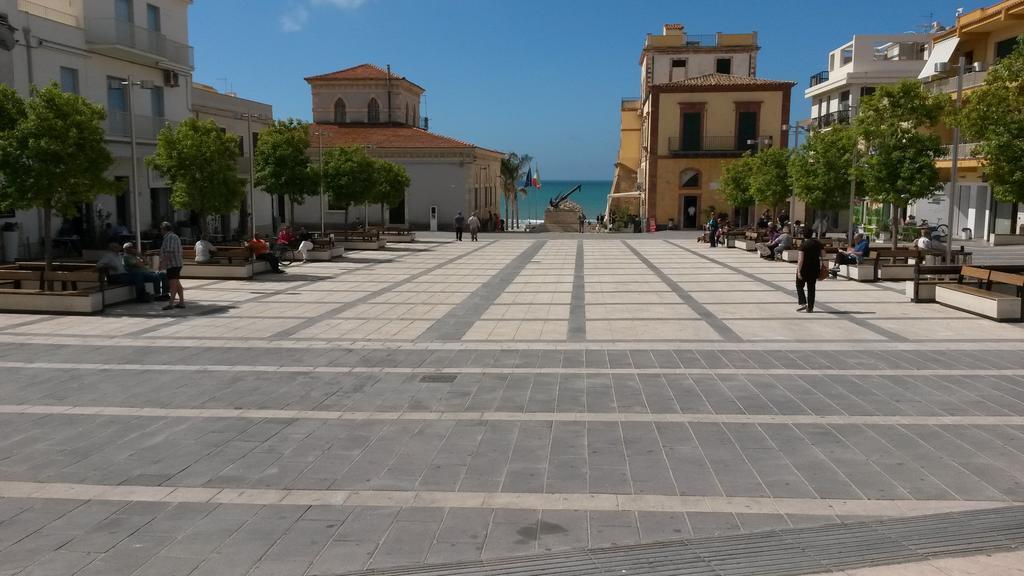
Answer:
[544,208,581,233]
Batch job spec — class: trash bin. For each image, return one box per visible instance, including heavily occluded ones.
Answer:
[960,227,973,241]
[1,222,17,262]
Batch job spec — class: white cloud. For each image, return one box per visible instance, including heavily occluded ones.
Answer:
[280,5,309,33]
[311,0,369,9]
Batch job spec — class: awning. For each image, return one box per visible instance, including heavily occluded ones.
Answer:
[918,37,960,79]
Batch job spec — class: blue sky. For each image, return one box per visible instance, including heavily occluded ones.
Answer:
[190,0,983,180]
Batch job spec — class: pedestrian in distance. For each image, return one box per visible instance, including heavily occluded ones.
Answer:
[706,214,719,247]
[158,222,185,310]
[468,212,481,242]
[454,212,465,242]
[796,226,826,313]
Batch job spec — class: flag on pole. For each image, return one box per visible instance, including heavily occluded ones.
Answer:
[523,165,533,189]
[533,164,541,189]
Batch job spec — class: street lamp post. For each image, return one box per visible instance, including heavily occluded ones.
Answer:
[945,55,968,265]
[240,112,265,239]
[313,128,328,235]
[121,76,155,252]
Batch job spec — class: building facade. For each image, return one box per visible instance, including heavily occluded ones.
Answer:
[0,0,273,258]
[913,0,1024,240]
[619,24,794,229]
[296,64,503,231]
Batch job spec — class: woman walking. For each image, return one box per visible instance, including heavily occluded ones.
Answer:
[795,227,824,313]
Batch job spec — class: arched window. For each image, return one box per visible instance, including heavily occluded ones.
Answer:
[333,98,347,124]
[680,169,701,189]
[367,98,380,123]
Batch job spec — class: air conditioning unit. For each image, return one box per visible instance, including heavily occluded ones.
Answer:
[163,70,180,87]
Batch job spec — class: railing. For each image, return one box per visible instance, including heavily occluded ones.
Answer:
[924,69,988,94]
[668,135,770,155]
[809,70,829,87]
[85,18,194,69]
[936,142,982,160]
[681,34,720,47]
[17,0,79,27]
[105,112,172,140]
[812,108,855,130]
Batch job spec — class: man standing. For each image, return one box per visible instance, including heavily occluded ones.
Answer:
[454,212,465,242]
[467,212,481,242]
[158,222,184,310]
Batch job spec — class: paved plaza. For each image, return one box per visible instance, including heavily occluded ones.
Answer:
[0,235,1022,575]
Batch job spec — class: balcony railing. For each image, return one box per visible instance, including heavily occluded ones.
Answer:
[937,142,982,160]
[668,135,769,155]
[809,70,829,87]
[106,112,173,141]
[812,108,856,130]
[85,18,194,69]
[925,69,988,94]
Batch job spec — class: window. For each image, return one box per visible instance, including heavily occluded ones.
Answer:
[252,131,260,157]
[146,4,160,31]
[333,98,346,123]
[737,111,758,151]
[840,47,853,66]
[367,98,380,123]
[860,86,876,98]
[150,85,164,118]
[995,37,1021,61]
[680,169,700,189]
[237,135,244,158]
[59,67,79,94]
[839,90,851,110]
[671,58,687,68]
[963,50,975,67]
[715,58,732,74]
[681,112,702,151]
[115,0,133,22]
[106,76,127,113]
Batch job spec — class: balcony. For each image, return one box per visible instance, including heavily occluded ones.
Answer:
[936,141,982,160]
[106,112,173,141]
[809,70,829,87]
[812,108,855,130]
[925,69,988,94]
[668,135,767,156]
[85,18,194,69]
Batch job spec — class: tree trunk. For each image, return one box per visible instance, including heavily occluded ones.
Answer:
[289,198,295,226]
[380,204,386,228]
[891,204,899,250]
[42,206,52,274]
[198,212,209,239]
[504,195,509,231]
[238,198,249,241]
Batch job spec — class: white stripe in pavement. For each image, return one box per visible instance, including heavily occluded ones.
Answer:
[2,404,1023,425]
[1,334,1023,350]
[0,361,1021,377]
[0,480,1014,517]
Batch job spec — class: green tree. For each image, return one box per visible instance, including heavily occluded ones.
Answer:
[320,146,376,229]
[369,159,411,226]
[789,124,859,212]
[499,152,531,229]
[749,147,792,215]
[0,83,116,270]
[147,118,246,237]
[957,36,1024,204]
[854,80,947,248]
[720,154,756,213]
[254,119,315,225]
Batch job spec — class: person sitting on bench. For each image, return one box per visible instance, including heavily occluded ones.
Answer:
[831,233,870,274]
[122,242,168,301]
[246,233,285,274]
[755,224,779,258]
[769,226,794,260]
[96,243,151,302]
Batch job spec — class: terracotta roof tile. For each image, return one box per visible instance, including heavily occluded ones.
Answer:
[660,73,795,87]
[304,64,425,92]
[309,124,501,154]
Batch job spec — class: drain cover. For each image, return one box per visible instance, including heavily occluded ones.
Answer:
[419,374,457,383]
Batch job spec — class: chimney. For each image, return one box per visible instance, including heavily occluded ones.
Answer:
[663,24,684,36]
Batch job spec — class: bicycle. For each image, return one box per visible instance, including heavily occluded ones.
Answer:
[917,218,950,242]
[272,242,296,267]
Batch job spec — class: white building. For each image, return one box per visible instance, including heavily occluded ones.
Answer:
[298,64,503,231]
[0,0,273,258]
[805,33,930,130]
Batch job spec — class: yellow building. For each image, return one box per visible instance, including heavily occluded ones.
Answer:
[613,24,795,229]
[916,0,1024,240]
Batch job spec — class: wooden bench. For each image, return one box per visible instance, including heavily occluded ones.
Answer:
[182,246,252,264]
[907,263,962,302]
[872,248,922,281]
[0,268,136,314]
[327,230,386,250]
[299,237,345,261]
[734,231,765,252]
[935,266,1024,321]
[779,239,840,263]
[372,227,416,243]
[174,246,271,280]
